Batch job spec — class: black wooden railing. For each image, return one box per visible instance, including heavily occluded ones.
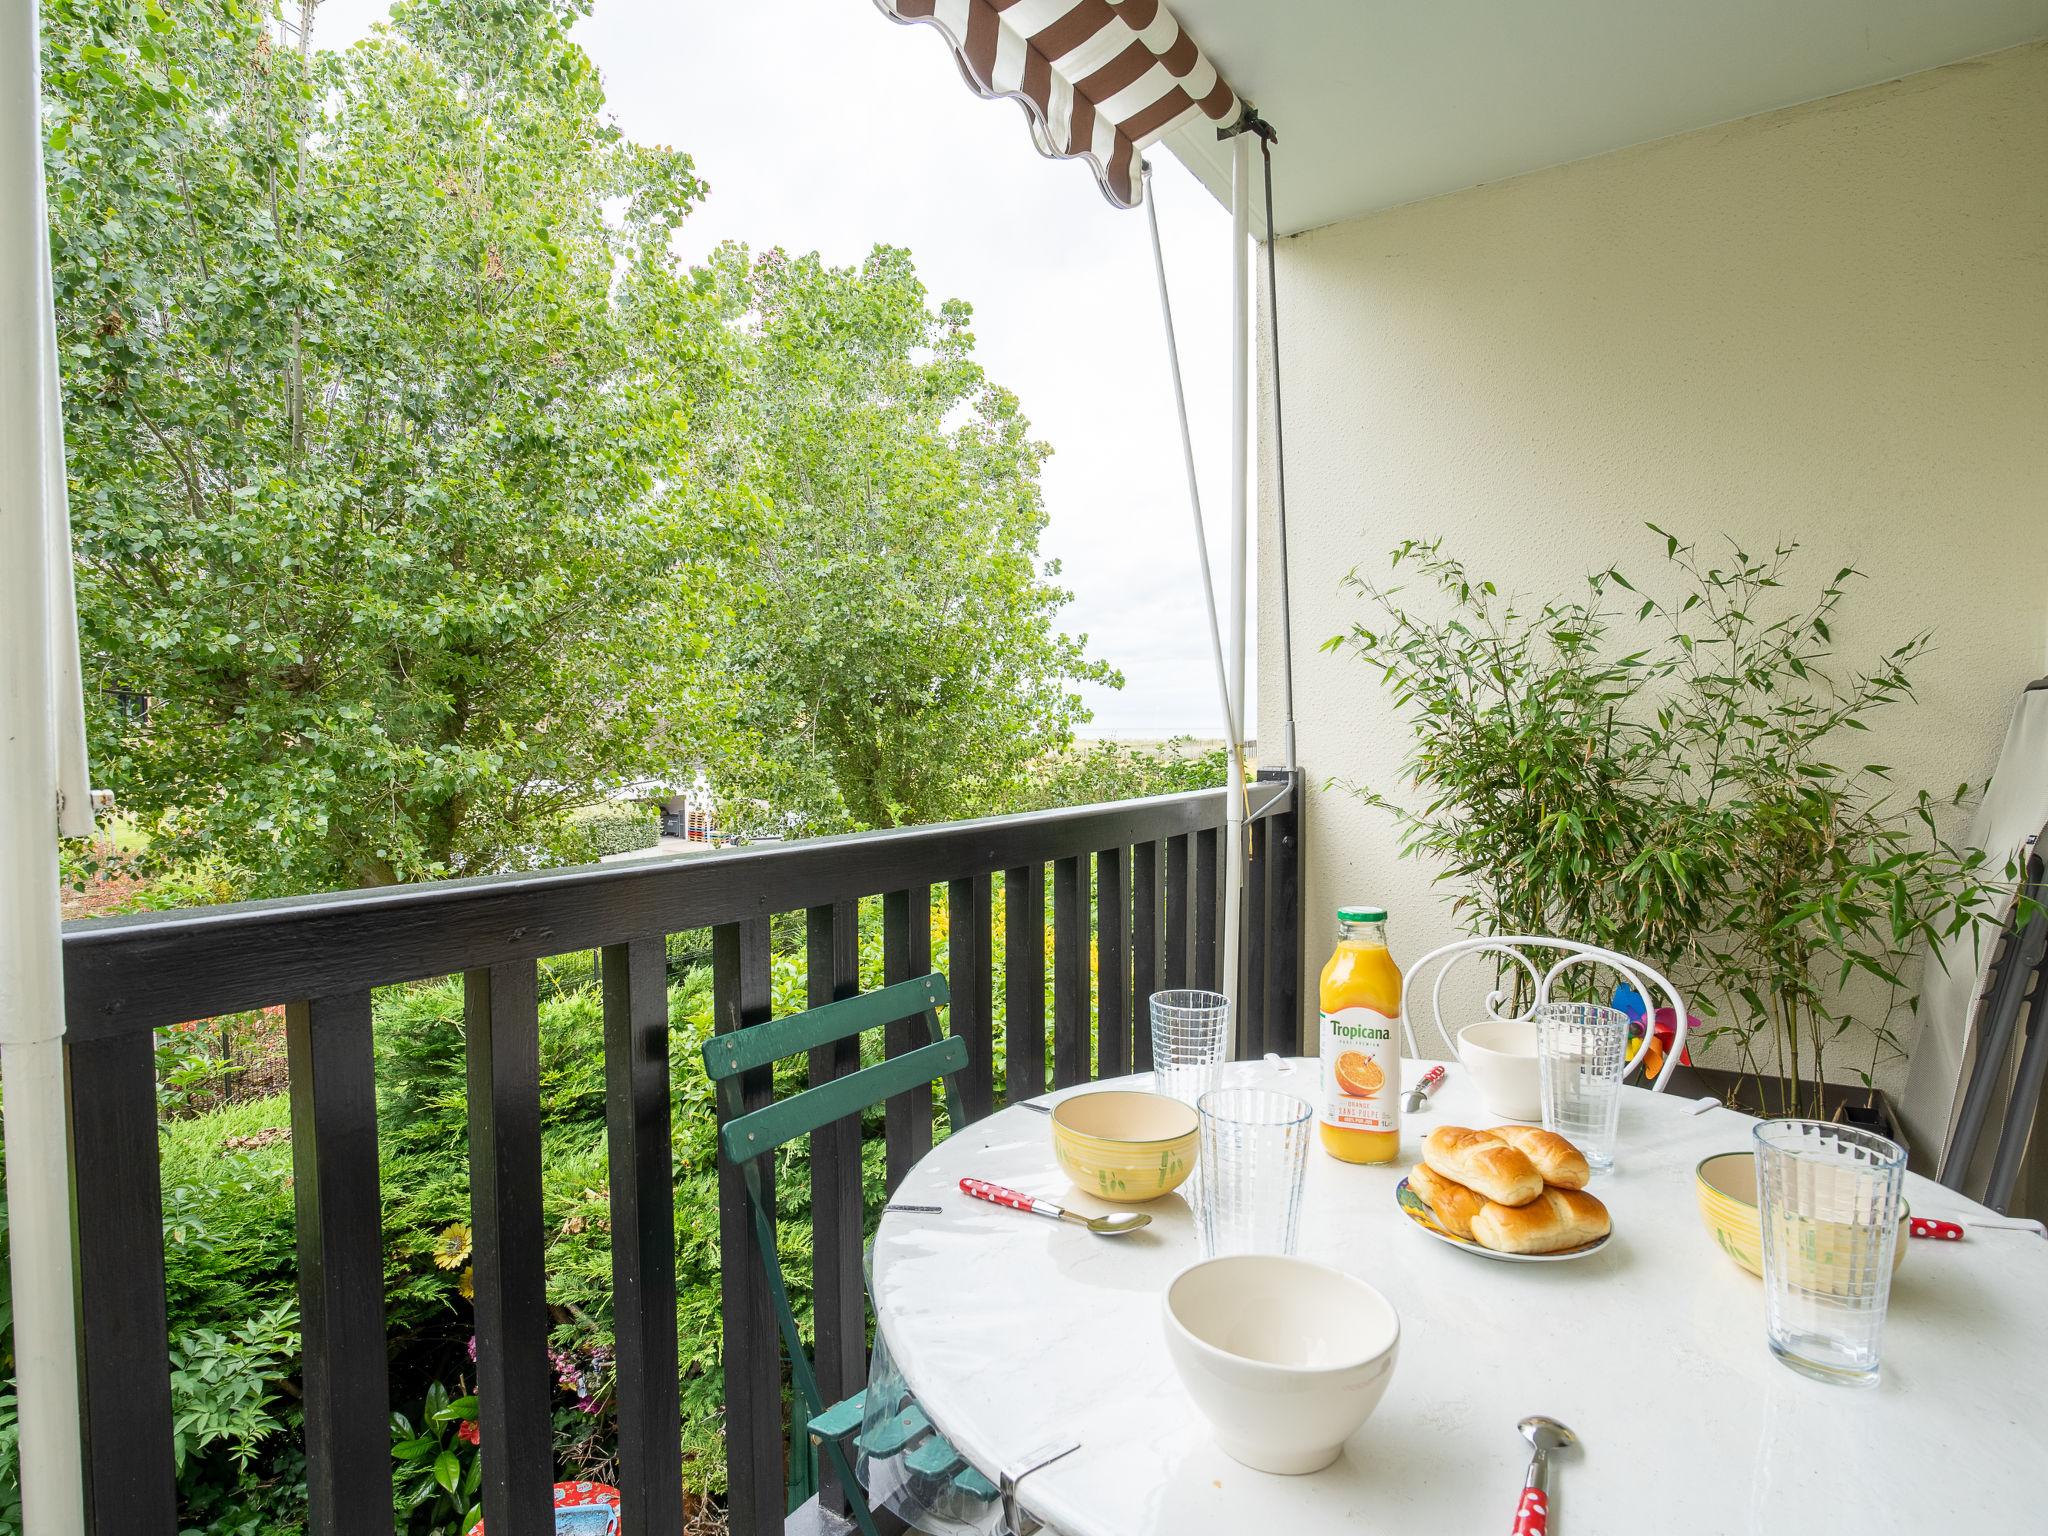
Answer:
[58,770,1303,1536]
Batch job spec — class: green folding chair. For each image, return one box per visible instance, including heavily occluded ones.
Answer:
[703,971,999,1534]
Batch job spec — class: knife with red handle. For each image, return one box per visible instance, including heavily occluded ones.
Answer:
[959,1177,1050,1217]
[1908,1217,1965,1241]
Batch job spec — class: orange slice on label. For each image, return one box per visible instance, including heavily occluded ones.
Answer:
[1334,1051,1384,1098]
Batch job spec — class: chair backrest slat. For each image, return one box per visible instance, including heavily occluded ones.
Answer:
[703,972,949,1082]
[720,1037,968,1164]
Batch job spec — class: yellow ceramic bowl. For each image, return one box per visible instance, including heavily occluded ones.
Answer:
[1695,1151,1908,1279]
[1050,1090,1200,1203]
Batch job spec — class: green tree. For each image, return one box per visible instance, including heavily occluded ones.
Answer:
[695,244,1121,831]
[47,0,729,893]
[49,0,1114,897]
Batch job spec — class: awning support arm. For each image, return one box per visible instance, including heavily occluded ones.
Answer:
[1217,107,1298,775]
[1140,163,1243,759]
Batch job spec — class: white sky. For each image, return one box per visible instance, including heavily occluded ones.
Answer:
[309,0,1247,740]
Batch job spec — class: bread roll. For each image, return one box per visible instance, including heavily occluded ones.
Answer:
[1486,1126,1591,1191]
[1470,1186,1611,1255]
[1422,1126,1542,1207]
[1408,1163,1487,1241]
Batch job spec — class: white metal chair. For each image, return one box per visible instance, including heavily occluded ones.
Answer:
[1403,936,1689,1092]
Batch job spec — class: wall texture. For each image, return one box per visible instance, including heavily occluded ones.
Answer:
[1257,43,2048,1090]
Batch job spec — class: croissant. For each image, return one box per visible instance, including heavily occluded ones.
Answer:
[1408,1162,1487,1241]
[1485,1125,1591,1191]
[1470,1186,1611,1255]
[1422,1126,1543,1206]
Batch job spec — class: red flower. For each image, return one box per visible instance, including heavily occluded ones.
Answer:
[457,1420,480,1446]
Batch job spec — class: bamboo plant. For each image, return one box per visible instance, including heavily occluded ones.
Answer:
[1329,527,2013,1118]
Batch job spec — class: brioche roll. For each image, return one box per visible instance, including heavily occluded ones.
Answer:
[1422,1126,1542,1207]
[1470,1186,1611,1255]
[1408,1163,1487,1241]
[1486,1125,1591,1191]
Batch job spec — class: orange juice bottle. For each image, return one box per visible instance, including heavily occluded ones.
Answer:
[1318,906,1402,1164]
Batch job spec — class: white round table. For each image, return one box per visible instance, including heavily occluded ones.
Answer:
[870,1057,2048,1535]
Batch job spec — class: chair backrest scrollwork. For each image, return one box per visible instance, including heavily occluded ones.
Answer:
[1402,935,1689,1093]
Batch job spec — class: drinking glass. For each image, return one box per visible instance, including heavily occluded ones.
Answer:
[1753,1119,1906,1387]
[1195,1088,1313,1258]
[1536,1002,1629,1170]
[1150,990,1231,1106]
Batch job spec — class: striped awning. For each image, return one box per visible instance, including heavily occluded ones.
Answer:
[875,1,1242,209]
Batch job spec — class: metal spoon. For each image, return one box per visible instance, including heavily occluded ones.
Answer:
[1404,1063,1447,1113]
[1511,1416,1578,1535]
[959,1177,1152,1236]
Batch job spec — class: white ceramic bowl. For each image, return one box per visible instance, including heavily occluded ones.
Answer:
[1162,1255,1400,1475]
[1457,1020,1543,1122]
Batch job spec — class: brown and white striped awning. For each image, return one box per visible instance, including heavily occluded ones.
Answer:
[875,1,1242,209]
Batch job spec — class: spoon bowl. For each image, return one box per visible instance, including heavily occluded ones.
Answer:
[1072,1209,1152,1236]
[1518,1415,1577,1455]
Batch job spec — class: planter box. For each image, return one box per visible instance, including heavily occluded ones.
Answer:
[1660,1063,1904,1145]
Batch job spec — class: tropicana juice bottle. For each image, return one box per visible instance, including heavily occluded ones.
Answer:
[1318,905,1403,1165]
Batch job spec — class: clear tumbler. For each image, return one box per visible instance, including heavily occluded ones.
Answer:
[1150,989,1231,1106]
[1753,1119,1906,1387]
[1536,1002,1630,1170]
[1195,1087,1313,1258]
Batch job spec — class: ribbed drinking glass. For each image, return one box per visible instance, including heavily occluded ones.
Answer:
[1150,989,1231,1106]
[1753,1119,1906,1387]
[1195,1088,1313,1258]
[1536,1002,1629,1170]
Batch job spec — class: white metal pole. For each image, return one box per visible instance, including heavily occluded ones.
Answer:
[1140,164,1241,755]
[1,1,90,1529]
[1222,131,1251,1015]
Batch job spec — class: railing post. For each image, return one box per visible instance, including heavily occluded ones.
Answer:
[1004,866,1047,1102]
[1164,835,1190,991]
[285,992,394,1536]
[1098,846,1128,1078]
[1051,856,1090,1087]
[67,1032,177,1533]
[882,887,935,1188]
[805,904,866,1411]
[1243,818,1269,1060]
[1264,773,1305,1057]
[465,962,554,1536]
[947,874,996,1122]
[1131,841,1161,1069]
[712,919,781,1536]
[1194,827,1220,994]
[601,938,682,1536]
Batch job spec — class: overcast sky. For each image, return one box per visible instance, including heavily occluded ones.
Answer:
[311,0,1246,739]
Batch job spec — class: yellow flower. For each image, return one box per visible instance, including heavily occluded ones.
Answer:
[459,1266,474,1300]
[432,1222,473,1271]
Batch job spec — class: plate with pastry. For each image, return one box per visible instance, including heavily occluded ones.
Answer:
[1395,1125,1612,1262]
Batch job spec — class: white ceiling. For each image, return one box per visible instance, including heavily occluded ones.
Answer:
[1161,0,2048,235]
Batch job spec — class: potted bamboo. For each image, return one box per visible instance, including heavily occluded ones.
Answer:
[1329,526,2011,1130]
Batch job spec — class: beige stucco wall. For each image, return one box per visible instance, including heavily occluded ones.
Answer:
[1258,42,2048,1090]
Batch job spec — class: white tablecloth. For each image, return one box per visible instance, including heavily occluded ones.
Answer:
[869,1057,2048,1535]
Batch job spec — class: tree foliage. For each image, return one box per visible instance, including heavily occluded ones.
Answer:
[47,0,1112,894]
[693,244,1120,830]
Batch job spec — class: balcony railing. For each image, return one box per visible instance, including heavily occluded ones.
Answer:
[58,770,1303,1536]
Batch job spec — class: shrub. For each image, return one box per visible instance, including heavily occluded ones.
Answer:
[1,887,1054,1530]
[548,802,662,864]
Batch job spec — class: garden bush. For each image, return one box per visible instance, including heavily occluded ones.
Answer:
[0,888,1057,1532]
[549,802,663,865]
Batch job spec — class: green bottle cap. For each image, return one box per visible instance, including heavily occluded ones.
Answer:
[1337,905,1387,923]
